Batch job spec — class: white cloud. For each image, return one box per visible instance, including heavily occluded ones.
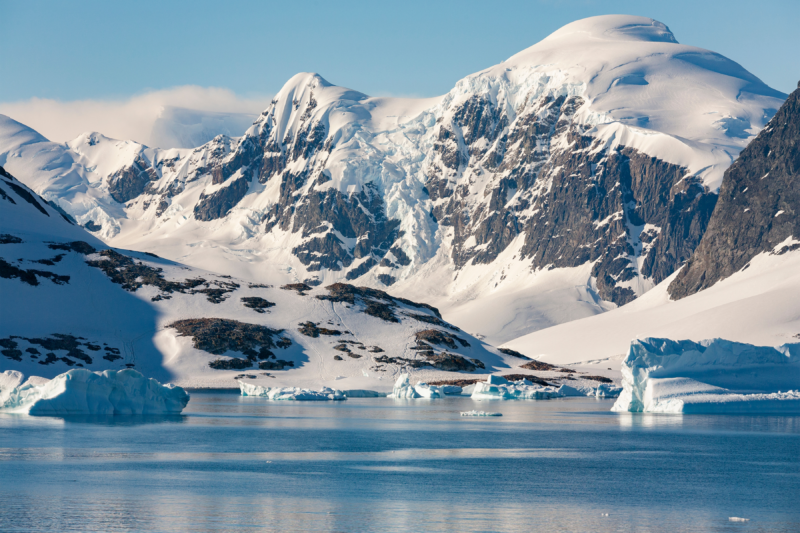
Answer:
[0,86,272,148]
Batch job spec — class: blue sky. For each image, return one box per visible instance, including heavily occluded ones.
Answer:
[1,0,798,102]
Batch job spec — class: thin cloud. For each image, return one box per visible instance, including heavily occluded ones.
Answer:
[0,86,272,148]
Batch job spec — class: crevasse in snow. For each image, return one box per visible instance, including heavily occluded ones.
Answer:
[612,338,800,413]
[0,369,189,415]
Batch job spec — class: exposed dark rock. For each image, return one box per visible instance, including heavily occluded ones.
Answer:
[258,360,294,370]
[194,175,250,221]
[87,249,239,303]
[497,347,530,359]
[346,352,362,359]
[298,321,342,338]
[0,334,100,365]
[31,254,65,266]
[317,282,442,323]
[333,355,343,361]
[377,274,396,286]
[47,241,97,254]
[368,346,384,353]
[2,178,50,216]
[0,258,70,286]
[520,359,559,371]
[405,313,460,331]
[582,375,613,383]
[281,283,312,295]
[0,234,22,244]
[83,221,102,232]
[413,329,470,350]
[500,374,553,386]
[669,87,800,298]
[108,155,158,203]
[425,352,479,372]
[210,357,253,370]
[241,296,276,313]
[333,343,350,352]
[167,318,291,370]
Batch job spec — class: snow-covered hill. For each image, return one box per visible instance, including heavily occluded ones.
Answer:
[0,15,786,345]
[0,166,528,389]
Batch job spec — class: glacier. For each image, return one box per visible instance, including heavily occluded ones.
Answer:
[612,338,800,413]
[0,369,189,415]
[238,381,346,401]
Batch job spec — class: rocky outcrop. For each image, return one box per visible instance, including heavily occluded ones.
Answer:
[669,86,800,299]
[107,155,158,203]
[194,175,250,221]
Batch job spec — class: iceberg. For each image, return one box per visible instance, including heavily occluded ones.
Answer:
[471,375,562,400]
[557,383,622,398]
[612,338,800,413]
[238,381,345,400]
[0,369,189,415]
[388,374,446,399]
[461,410,502,417]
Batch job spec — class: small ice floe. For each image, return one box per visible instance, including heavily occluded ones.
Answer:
[601,513,609,517]
[460,410,502,417]
[239,381,345,400]
[728,517,750,522]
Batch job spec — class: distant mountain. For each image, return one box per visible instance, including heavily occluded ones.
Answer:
[0,15,786,344]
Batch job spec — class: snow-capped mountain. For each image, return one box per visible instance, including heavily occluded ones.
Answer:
[0,165,522,389]
[0,15,786,345]
[504,84,800,366]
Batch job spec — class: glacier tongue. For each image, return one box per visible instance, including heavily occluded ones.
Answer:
[0,369,190,415]
[612,338,800,413]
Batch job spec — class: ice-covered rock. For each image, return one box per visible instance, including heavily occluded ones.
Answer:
[0,369,189,415]
[238,381,345,400]
[612,338,800,413]
[471,375,561,400]
[461,410,502,417]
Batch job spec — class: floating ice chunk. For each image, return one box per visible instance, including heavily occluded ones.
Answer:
[0,369,189,415]
[728,517,749,522]
[440,385,463,395]
[389,373,419,398]
[472,375,561,400]
[612,338,800,413]
[414,382,444,398]
[461,410,502,417]
[239,381,345,400]
[343,389,387,398]
[595,383,622,398]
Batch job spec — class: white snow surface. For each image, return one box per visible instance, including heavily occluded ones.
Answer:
[0,15,786,346]
[0,369,189,415]
[611,338,800,413]
[505,249,800,366]
[239,381,345,401]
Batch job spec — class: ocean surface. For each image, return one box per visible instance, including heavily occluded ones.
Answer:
[1,391,798,532]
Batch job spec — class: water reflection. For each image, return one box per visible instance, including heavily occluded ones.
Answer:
[1,394,798,532]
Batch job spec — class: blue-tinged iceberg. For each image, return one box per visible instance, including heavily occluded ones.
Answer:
[0,369,189,415]
[471,375,562,400]
[238,381,345,400]
[388,374,446,399]
[612,338,800,413]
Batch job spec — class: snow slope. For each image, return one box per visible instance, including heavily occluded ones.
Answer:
[503,248,800,367]
[0,15,786,345]
[1,166,526,390]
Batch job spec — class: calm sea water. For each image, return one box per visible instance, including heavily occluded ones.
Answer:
[0,391,798,533]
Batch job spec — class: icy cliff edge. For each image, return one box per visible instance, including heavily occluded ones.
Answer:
[612,338,800,413]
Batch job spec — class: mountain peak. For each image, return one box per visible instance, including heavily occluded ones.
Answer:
[542,15,678,44]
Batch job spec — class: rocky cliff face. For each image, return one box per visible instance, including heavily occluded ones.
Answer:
[669,85,800,299]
